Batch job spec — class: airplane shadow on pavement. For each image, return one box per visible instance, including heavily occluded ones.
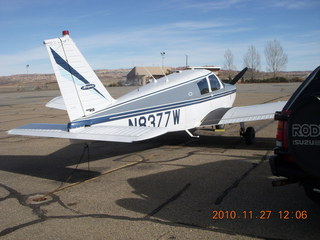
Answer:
[0,132,275,183]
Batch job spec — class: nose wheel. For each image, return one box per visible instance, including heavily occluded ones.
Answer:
[240,123,255,145]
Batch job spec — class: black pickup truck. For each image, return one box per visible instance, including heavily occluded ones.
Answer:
[269,66,320,202]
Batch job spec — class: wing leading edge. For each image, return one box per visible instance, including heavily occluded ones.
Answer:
[201,101,287,126]
[8,124,168,143]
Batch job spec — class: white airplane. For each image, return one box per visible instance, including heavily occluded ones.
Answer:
[8,31,286,144]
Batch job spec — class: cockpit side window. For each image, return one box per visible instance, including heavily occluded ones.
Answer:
[208,74,221,91]
[197,78,209,95]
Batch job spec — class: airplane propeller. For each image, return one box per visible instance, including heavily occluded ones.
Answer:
[229,67,248,85]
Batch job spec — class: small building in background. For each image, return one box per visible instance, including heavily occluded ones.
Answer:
[187,66,220,75]
[126,66,220,86]
[126,67,172,86]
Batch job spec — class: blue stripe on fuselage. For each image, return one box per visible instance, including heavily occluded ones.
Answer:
[84,72,213,116]
[67,89,236,129]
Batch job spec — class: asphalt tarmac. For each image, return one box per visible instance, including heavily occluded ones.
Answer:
[1,84,320,240]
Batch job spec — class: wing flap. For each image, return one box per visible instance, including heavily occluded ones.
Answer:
[201,101,287,126]
[8,124,167,143]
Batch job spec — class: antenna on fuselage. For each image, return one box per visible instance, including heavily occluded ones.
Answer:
[143,66,157,83]
[160,67,169,82]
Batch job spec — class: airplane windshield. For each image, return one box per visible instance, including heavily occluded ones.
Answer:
[197,78,209,95]
[208,74,221,91]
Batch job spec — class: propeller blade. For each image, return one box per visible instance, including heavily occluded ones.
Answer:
[229,67,248,85]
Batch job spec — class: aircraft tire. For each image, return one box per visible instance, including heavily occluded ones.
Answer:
[244,127,255,145]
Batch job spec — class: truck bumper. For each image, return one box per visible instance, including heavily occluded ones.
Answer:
[269,154,306,180]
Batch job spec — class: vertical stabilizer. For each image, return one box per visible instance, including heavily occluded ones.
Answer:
[44,31,114,121]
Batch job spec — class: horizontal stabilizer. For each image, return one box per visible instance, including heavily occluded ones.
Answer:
[46,96,66,110]
[8,124,168,143]
[201,101,287,126]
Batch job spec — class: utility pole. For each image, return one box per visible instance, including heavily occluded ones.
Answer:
[160,52,165,68]
[185,54,189,69]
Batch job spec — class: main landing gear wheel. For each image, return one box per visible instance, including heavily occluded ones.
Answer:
[240,124,256,145]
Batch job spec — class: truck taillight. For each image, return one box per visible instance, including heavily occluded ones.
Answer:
[276,120,285,147]
[276,120,288,148]
[274,110,295,162]
[275,111,289,147]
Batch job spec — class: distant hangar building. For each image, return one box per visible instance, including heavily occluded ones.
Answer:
[126,67,172,86]
[187,66,220,75]
[126,66,220,86]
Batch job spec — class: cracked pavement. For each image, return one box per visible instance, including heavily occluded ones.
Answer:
[1,85,320,240]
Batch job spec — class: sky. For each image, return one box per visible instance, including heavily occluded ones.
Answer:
[0,0,319,76]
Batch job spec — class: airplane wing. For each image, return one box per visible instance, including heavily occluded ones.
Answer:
[46,96,66,110]
[201,101,287,126]
[8,124,167,143]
